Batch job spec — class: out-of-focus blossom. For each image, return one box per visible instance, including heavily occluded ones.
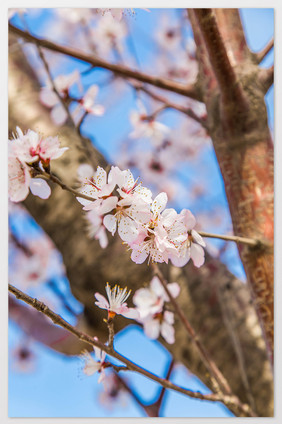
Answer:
[133,276,180,319]
[94,283,139,320]
[129,102,170,145]
[40,70,81,126]
[99,373,128,410]
[143,310,175,344]
[155,15,182,50]
[9,233,65,288]
[11,341,36,372]
[72,85,105,123]
[82,339,107,383]
[85,210,108,248]
[91,13,127,56]
[170,209,206,267]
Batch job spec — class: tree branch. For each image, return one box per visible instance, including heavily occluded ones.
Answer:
[152,264,233,397]
[255,37,274,63]
[134,84,208,129]
[8,283,255,415]
[198,231,270,249]
[9,23,201,101]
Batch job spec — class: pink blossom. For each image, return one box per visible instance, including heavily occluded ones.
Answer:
[76,165,117,210]
[82,339,107,383]
[11,127,68,165]
[72,85,105,123]
[91,13,127,56]
[133,276,180,319]
[40,70,81,126]
[94,284,139,320]
[143,310,175,344]
[170,209,206,267]
[8,155,51,203]
[129,193,186,264]
[85,209,108,248]
[129,102,170,145]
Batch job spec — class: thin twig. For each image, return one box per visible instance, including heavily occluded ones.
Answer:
[36,45,99,167]
[8,283,255,416]
[135,84,208,129]
[198,231,267,248]
[152,263,232,396]
[255,37,274,63]
[217,286,257,413]
[107,319,115,350]
[38,170,95,202]
[147,359,175,417]
[9,23,201,101]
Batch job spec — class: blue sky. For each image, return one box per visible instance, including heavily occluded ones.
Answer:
[8,8,274,418]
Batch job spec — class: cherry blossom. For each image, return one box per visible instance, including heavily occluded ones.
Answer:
[133,276,180,319]
[170,209,206,267]
[91,13,127,56]
[40,70,81,125]
[72,85,105,123]
[155,15,182,51]
[82,340,107,383]
[94,284,139,320]
[11,342,36,373]
[99,373,128,410]
[8,155,51,202]
[143,310,175,344]
[129,193,187,264]
[85,210,108,249]
[77,165,116,208]
[11,127,68,166]
[129,102,170,145]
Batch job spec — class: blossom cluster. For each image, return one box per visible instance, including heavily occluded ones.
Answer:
[39,70,104,126]
[77,165,206,267]
[8,127,68,202]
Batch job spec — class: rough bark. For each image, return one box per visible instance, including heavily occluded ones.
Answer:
[190,8,274,364]
[8,28,273,417]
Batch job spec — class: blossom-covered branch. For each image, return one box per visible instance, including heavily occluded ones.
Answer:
[8,283,256,416]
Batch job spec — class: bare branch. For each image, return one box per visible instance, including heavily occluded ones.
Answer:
[134,84,208,129]
[9,23,201,101]
[255,37,274,63]
[198,231,270,249]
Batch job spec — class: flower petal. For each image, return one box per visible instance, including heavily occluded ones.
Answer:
[94,292,109,309]
[190,243,205,267]
[143,319,160,340]
[29,178,51,199]
[103,214,117,235]
[151,192,168,216]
